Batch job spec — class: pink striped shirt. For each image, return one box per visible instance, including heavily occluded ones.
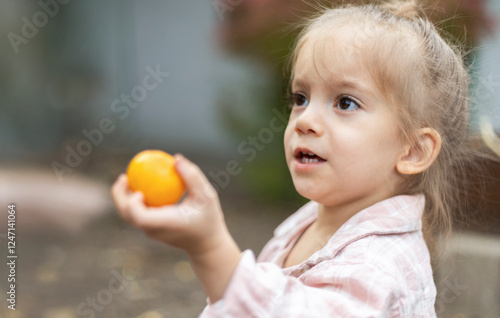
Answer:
[200,195,437,317]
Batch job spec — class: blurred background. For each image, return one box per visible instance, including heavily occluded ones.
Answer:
[0,0,499,317]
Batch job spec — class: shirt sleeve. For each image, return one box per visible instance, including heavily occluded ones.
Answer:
[199,249,399,318]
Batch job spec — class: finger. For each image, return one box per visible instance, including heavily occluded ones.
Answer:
[112,174,146,224]
[111,174,131,213]
[174,155,217,203]
[128,201,192,230]
[126,191,150,225]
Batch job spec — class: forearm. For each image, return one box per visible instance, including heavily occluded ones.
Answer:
[188,230,242,303]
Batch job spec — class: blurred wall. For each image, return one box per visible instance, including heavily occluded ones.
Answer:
[0,0,271,165]
[477,0,500,129]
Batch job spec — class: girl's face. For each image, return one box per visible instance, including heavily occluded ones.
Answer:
[284,26,406,209]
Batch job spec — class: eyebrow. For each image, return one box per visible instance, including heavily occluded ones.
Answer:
[335,79,364,91]
[290,78,310,91]
[291,77,366,94]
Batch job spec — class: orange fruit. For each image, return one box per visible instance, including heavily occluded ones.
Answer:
[126,150,186,206]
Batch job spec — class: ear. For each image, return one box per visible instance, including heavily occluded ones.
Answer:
[396,128,442,175]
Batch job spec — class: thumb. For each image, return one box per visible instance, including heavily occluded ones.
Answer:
[174,154,217,202]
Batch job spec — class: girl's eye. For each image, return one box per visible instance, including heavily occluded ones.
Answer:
[291,93,309,107]
[336,97,360,111]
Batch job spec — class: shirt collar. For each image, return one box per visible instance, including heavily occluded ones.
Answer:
[281,194,426,273]
[330,194,426,239]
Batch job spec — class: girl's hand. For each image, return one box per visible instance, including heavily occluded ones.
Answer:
[112,154,242,302]
[111,154,230,256]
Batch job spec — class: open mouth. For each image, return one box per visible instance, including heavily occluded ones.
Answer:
[294,148,326,164]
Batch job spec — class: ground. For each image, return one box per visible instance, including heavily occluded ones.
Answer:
[1,153,498,318]
[1,182,294,318]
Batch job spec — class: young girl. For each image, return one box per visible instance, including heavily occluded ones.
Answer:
[112,0,482,316]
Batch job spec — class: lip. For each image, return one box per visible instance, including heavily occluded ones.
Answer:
[292,147,327,172]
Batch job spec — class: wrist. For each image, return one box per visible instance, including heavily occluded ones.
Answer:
[188,228,239,263]
[187,229,242,302]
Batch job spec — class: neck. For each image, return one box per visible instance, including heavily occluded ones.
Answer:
[313,203,357,240]
[314,192,394,240]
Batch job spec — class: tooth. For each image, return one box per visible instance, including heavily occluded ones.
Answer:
[300,157,322,164]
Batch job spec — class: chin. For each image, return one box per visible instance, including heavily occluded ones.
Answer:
[292,181,324,203]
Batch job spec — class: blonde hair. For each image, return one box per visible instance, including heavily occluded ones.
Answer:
[286,0,496,258]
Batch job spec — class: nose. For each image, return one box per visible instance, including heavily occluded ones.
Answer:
[294,106,324,136]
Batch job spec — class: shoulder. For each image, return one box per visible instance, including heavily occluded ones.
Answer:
[312,229,431,276]
[319,231,436,316]
[300,232,436,317]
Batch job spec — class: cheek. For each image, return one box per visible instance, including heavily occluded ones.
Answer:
[283,122,296,166]
[333,123,400,171]
[364,130,402,172]
[283,122,294,150]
